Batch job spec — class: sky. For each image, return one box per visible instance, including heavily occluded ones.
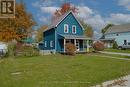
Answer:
[17,0,130,38]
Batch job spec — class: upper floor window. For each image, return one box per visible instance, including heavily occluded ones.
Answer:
[44,41,47,47]
[72,25,76,34]
[64,24,68,33]
[50,41,53,47]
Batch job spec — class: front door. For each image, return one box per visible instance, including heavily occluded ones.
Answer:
[76,40,80,51]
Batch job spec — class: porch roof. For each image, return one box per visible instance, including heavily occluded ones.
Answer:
[59,34,91,40]
[100,38,115,41]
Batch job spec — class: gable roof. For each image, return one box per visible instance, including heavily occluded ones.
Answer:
[105,23,130,34]
[43,11,84,32]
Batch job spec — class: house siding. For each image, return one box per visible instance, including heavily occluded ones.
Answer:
[43,28,55,50]
[56,13,84,52]
[105,31,130,46]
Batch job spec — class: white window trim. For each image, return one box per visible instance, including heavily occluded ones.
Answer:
[72,25,76,34]
[50,41,53,47]
[64,24,69,33]
[44,41,47,47]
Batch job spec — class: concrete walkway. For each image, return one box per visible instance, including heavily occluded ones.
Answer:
[94,75,130,87]
[92,55,130,61]
[100,51,130,56]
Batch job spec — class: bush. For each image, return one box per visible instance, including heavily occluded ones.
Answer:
[113,41,118,49]
[7,41,16,57]
[65,43,76,56]
[93,41,105,51]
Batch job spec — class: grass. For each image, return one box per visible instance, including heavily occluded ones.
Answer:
[104,48,130,53]
[0,54,130,87]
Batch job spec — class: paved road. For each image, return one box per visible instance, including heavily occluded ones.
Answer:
[100,51,130,56]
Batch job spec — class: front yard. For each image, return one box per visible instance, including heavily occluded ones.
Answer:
[0,54,130,87]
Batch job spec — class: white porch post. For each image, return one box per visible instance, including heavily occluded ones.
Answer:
[64,39,66,53]
[74,39,76,52]
[87,40,89,52]
[83,40,84,51]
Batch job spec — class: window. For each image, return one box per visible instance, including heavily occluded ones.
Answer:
[44,41,47,47]
[124,40,127,45]
[72,25,76,34]
[64,24,68,33]
[50,41,53,47]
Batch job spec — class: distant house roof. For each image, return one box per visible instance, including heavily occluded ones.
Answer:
[59,34,91,40]
[100,38,115,41]
[43,11,84,32]
[105,23,130,34]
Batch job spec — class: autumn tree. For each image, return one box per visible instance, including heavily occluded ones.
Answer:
[36,25,48,42]
[52,3,78,21]
[80,20,93,38]
[0,2,36,42]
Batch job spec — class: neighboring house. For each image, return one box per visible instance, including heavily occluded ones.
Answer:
[0,42,8,56]
[39,11,91,54]
[100,23,130,48]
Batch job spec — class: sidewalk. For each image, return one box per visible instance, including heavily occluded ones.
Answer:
[100,51,130,56]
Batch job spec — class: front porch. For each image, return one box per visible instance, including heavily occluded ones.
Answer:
[58,34,92,53]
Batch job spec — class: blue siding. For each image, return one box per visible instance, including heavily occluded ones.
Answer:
[56,13,84,52]
[105,31,130,46]
[43,28,55,50]
[42,12,85,52]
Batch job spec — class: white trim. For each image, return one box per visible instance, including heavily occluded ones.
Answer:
[50,41,53,47]
[83,40,84,51]
[55,29,57,51]
[72,25,76,34]
[43,11,85,33]
[64,24,69,33]
[44,41,47,47]
[64,39,66,52]
[56,11,85,30]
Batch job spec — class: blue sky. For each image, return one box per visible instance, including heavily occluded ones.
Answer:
[17,0,130,38]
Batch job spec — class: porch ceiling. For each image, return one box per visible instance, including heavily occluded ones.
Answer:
[59,34,91,40]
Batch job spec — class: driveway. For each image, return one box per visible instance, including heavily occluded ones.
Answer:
[100,51,130,56]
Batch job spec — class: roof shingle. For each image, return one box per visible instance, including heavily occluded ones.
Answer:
[105,23,130,34]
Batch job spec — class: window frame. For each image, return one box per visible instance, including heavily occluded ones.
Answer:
[72,25,76,34]
[64,24,69,33]
[44,41,47,47]
[50,41,53,47]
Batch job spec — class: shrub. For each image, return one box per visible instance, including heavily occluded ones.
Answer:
[93,41,105,51]
[65,43,76,56]
[7,41,16,57]
[113,41,118,49]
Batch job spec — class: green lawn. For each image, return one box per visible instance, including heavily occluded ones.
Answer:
[104,48,130,53]
[0,54,130,87]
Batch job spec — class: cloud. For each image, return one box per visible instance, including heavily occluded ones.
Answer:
[39,16,49,23]
[77,6,93,17]
[40,7,60,14]
[107,13,130,24]
[32,1,130,38]
[118,0,130,10]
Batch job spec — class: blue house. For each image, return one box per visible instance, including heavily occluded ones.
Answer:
[100,23,130,48]
[40,11,91,54]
